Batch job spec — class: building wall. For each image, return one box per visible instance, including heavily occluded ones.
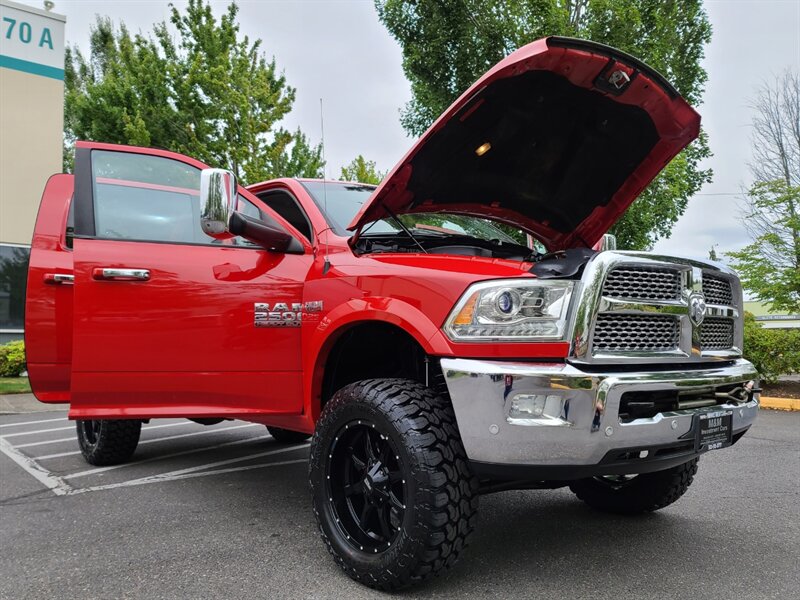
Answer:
[0,0,65,342]
[743,301,800,330]
[0,67,64,244]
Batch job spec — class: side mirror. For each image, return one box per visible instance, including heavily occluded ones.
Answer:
[198,167,304,254]
[200,168,237,239]
[598,233,617,252]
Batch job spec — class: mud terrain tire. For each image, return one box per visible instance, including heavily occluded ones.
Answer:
[76,419,142,466]
[309,379,478,591]
[569,458,699,514]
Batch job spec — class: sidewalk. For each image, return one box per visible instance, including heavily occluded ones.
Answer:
[0,393,67,414]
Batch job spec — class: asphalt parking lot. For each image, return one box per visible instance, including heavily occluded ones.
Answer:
[1,408,798,600]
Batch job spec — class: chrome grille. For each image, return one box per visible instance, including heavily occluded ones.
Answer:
[703,275,733,306]
[701,318,734,350]
[575,254,743,363]
[593,314,680,352]
[603,267,681,301]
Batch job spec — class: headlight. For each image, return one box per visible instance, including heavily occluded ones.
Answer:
[444,279,574,342]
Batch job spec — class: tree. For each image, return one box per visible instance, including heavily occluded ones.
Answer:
[728,182,799,313]
[727,71,800,313]
[64,0,323,184]
[340,155,385,185]
[375,0,713,249]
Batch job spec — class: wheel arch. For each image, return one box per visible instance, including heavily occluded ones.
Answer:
[304,298,453,422]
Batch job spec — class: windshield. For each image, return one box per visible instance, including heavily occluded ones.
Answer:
[301,180,529,245]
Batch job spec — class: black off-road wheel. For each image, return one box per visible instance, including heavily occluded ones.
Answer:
[569,457,699,514]
[309,379,478,591]
[76,419,142,466]
[267,426,311,444]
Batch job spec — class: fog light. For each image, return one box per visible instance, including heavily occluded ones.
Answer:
[509,393,562,418]
[509,394,546,418]
[507,393,571,427]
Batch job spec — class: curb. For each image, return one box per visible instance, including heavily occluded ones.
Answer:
[759,396,800,411]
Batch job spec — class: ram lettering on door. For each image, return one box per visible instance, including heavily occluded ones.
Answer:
[254,302,302,328]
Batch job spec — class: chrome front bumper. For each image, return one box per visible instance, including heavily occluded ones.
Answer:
[440,358,758,476]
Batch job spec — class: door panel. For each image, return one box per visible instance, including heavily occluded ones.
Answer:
[25,174,74,402]
[69,142,310,419]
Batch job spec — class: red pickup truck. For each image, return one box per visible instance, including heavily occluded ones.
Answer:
[25,37,758,590]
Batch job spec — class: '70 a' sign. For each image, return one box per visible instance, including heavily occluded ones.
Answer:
[0,2,65,79]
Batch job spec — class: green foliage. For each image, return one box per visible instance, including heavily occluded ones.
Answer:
[0,341,26,378]
[375,0,713,249]
[742,313,800,384]
[340,155,386,185]
[728,181,800,313]
[728,71,799,313]
[65,0,323,183]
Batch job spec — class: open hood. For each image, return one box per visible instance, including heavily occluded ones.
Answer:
[348,37,701,250]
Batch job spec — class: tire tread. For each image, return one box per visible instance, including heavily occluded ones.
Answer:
[569,458,699,514]
[309,378,478,591]
[77,419,142,466]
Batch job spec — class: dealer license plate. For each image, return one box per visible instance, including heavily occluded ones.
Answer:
[697,410,733,451]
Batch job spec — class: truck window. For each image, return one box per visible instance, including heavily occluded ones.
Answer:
[255,190,313,242]
[88,151,269,247]
[91,151,202,244]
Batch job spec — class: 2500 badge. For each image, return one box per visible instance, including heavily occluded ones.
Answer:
[254,302,301,328]
[254,301,323,328]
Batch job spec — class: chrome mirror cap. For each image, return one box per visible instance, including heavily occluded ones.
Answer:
[599,234,617,252]
[200,168,237,239]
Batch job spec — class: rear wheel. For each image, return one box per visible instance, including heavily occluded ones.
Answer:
[309,379,478,591]
[569,458,699,514]
[76,419,142,466]
[266,426,311,444]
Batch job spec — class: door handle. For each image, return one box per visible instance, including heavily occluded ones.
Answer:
[43,273,74,285]
[92,268,150,281]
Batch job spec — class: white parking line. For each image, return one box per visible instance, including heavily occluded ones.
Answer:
[138,442,310,480]
[13,421,195,449]
[71,445,309,494]
[0,416,68,429]
[65,433,273,479]
[0,437,73,496]
[1,425,76,438]
[34,423,260,458]
[1,420,304,497]
[71,458,307,495]
[14,436,76,449]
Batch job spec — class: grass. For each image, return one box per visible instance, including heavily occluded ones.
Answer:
[0,377,32,394]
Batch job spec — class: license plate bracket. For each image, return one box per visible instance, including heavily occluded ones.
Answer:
[696,410,733,451]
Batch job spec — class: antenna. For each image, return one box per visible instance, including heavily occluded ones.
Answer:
[320,98,331,275]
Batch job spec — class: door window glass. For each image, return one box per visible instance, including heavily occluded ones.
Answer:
[90,151,266,247]
[257,190,313,241]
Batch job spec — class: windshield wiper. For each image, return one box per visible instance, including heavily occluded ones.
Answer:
[408,227,449,236]
[381,203,428,254]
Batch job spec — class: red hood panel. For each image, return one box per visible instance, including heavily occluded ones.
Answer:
[348,37,700,250]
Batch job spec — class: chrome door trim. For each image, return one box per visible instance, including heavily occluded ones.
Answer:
[43,273,75,285]
[93,268,151,281]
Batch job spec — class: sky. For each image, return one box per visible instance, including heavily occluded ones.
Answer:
[19,0,800,260]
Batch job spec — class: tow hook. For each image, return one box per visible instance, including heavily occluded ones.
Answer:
[714,381,760,403]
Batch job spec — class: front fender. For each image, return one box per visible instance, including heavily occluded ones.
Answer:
[302,297,452,421]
